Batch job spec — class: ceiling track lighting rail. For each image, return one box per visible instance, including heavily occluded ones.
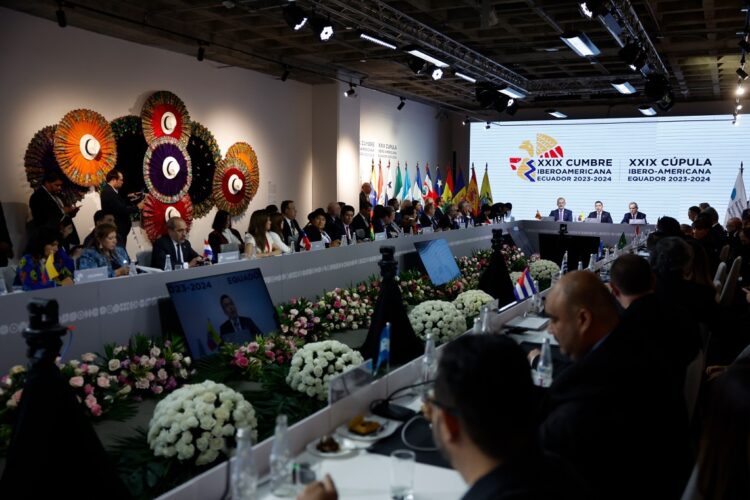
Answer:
[733,8,750,124]
[606,0,669,77]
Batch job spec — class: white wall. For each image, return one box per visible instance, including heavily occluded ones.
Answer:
[0,7,313,256]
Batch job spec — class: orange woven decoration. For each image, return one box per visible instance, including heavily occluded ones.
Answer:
[141,193,194,242]
[141,91,191,145]
[53,109,117,187]
[225,142,260,200]
[24,125,87,206]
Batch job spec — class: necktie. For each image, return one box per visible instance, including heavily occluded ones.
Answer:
[234,319,240,332]
[597,212,601,222]
[176,243,183,264]
[559,209,563,220]
[345,226,351,244]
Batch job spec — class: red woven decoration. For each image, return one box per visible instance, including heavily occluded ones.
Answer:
[141,193,194,242]
[141,91,191,145]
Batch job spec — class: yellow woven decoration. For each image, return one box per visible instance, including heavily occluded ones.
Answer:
[225,142,260,200]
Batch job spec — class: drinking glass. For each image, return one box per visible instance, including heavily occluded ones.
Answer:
[390,449,415,500]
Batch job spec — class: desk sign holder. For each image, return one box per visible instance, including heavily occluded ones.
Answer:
[328,359,373,405]
[218,251,240,263]
[74,267,109,284]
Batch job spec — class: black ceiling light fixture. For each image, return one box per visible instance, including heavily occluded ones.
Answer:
[644,73,670,102]
[56,2,67,28]
[344,83,357,98]
[619,41,647,72]
[407,56,429,75]
[397,97,406,110]
[738,67,749,80]
[197,44,205,62]
[282,2,308,31]
[475,82,498,108]
[462,116,469,125]
[280,66,290,82]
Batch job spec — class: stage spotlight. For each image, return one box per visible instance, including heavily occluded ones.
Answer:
[737,84,746,96]
[485,122,491,129]
[397,97,405,110]
[506,101,519,116]
[657,90,675,112]
[280,67,290,82]
[644,73,671,102]
[737,103,743,111]
[492,94,513,113]
[619,42,646,71]
[310,15,334,41]
[56,7,67,28]
[475,82,498,108]
[638,105,657,116]
[579,0,608,19]
[740,39,750,53]
[408,56,429,75]
[344,84,356,98]
[197,46,205,62]
[283,3,308,31]
[738,67,749,80]
[431,67,443,80]
[462,117,468,126]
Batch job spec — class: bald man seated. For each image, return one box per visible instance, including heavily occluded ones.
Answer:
[541,271,692,500]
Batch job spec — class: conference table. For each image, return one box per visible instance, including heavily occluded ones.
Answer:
[0,220,649,373]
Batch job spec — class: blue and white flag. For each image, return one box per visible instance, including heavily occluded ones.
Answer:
[513,268,538,301]
[597,239,604,259]
[374,322,390,374]
[725,164,748,224]
[560,251,568,275]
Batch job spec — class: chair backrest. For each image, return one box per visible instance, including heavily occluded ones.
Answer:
[136,250,152,267]
[712,261,727,292]
[719,256,742,306]
[683,348,705,424]
[719,243,731,263]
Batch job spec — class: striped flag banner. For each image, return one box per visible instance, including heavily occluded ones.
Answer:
[513,267,538,301]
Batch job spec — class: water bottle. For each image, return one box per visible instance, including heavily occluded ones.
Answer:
[421,334,437,395]
[587,253,596,272]
[231,427,258,500]
[128,259,137,277]
[577,261,583,271]
[269,415,295,497]
[163,254,172,272]
[535,338,553,388]
[479,305,492,334]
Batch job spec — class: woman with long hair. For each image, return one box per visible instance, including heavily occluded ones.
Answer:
[244,210,281,257]
[208,210,242,262]
[78,223,131,277]
[16,227,74,290]
[269,213,292,254]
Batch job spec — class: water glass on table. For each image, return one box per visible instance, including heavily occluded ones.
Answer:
[390,449,415,499]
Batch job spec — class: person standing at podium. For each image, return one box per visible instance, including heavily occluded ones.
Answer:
[621,202,647,224]
[587,201,613,223]
[549,197,573,222]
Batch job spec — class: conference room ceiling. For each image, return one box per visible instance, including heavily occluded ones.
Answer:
[5,0,747,119]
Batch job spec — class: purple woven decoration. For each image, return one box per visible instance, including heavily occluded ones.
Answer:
[143,136,192,204]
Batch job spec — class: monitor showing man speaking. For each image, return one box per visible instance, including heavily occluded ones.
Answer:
[166,268,278,359]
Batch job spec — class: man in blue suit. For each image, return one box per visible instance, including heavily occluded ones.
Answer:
[549,197,573,222]
[587,201,613,223]
[621,202,647,224]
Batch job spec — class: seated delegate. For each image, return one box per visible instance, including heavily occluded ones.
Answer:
[16,227,74,290]
[244,210,282,257]
[78,223,132,278]
[207,209,243,262]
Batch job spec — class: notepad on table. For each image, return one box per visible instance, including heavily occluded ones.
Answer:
[505,316,550,331]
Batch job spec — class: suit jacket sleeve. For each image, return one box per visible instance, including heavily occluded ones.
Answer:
[30,189,63,228]
[101,185,138,217]
[183,241,199,262]
[151,237,172,269]
[565,209,573,222]
[549,209,557,219]
[242,317,262,336]
[603,212,613,224]
[620,213,630,224]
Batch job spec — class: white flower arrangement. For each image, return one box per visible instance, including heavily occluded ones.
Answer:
[286,340,365,401]
[452,290,494,319]
[147,380,257,466]
[509,271,523,284]
[529,259,560,282]
[408,300,467,344]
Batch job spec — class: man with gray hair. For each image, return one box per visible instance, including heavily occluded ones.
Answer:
[151,217,202,269]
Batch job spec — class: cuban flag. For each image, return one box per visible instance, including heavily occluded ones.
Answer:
[374,322,390,374]
[513,268,537,301]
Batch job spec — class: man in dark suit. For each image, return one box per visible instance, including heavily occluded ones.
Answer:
[359,182,373,208]
[541,271,692,500]
[100,169,143,247]
[280,200,302,250]
[620,202,647,224]
[587,201,613,223]
[549,197,572,222]
[419,201,439,230]
[218,294,261,340]
[151,217,202,269]
[350,200,371,240]
[82,210,115,248]
[338,205,355,245]
[387,198,401,225]
[324,202,343,242]
[29,170,80,249]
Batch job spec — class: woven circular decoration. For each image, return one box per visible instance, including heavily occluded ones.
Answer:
[186,121,221,219]
[225,142,260,200]
[213,156,252,216]
[53,109,117,187]
[141,91,191,145]
[111,115,147,195]
[141,193,194,242]
[143,136,192,204]
[24,125,88,206]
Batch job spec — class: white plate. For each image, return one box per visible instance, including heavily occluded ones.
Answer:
[306,437,358,458]
[335,415,400,443]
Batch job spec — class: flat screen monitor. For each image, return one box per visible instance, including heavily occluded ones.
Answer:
[414,239,461,286]
[166,268,279,359]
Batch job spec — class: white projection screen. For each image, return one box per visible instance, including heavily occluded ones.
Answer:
[470,115,747,224]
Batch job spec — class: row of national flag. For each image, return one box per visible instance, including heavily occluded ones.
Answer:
[367,160,494,217]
